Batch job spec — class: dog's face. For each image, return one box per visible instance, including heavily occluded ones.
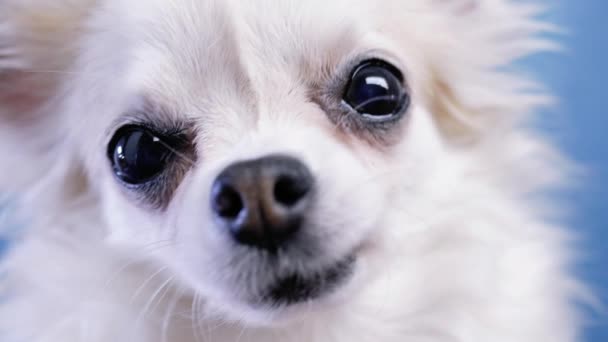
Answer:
[3,0,536,326]
[68,0,454,323]
[67,0,460,323]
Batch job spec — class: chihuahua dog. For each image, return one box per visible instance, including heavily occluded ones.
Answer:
[0,0,588,341]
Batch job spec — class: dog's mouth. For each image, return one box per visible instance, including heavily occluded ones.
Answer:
[261,253,356,306]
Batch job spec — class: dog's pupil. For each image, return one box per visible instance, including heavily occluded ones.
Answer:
[344,60,408,118]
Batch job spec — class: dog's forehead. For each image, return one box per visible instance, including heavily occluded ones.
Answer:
[121,0,377,106]
[137,0,372,59]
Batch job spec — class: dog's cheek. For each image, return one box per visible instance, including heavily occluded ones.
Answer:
[169,167,224,275]
[308,160,385,255]
[96,178,165,247]
[343,105,447,253]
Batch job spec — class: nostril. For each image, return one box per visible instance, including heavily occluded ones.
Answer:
[213,183,244,219]
[274,175,310,207]
[211,155,314,250]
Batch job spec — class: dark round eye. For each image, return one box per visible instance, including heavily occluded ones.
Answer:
[108,125,172,184]
[343,60,409,120]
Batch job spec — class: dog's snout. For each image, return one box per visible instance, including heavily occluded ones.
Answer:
[211,155,314,251]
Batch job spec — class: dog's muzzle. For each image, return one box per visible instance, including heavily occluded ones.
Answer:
[209,154,355,305]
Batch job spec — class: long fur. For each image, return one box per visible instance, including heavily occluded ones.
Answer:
[0,0,588,341]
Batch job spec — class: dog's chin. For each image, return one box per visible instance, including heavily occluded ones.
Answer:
[260,253,356,307]
[198,252,359,327]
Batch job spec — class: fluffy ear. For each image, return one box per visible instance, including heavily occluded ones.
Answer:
[423,0,555,144]
[0,0,97,119]
[0,1,94,189]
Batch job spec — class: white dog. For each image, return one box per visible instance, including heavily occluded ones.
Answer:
[0,0,588,341]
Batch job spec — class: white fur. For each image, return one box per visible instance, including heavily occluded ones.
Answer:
[0,0,588,341]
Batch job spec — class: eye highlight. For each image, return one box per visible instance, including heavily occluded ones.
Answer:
[342,59,409,121]
[107,125,174,185]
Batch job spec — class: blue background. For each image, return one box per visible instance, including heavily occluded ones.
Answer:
[0,1,606,341]
[531,1,608,341]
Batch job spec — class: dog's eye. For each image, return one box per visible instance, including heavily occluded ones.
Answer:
[108,125,173,184]
[343,60,409,120]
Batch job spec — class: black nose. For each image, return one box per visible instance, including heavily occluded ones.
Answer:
[211,155,315,251]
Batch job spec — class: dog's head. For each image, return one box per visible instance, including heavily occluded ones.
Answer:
[0,0,554,325]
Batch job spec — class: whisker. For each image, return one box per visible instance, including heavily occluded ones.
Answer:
[161,286,185,342]
[148,276,176,317]
[134,275,175,334]
[130,266,170,303]
[103,240,174,289]
[205,317,230,337]
[192,292,205,342]
[236,322,248,342]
